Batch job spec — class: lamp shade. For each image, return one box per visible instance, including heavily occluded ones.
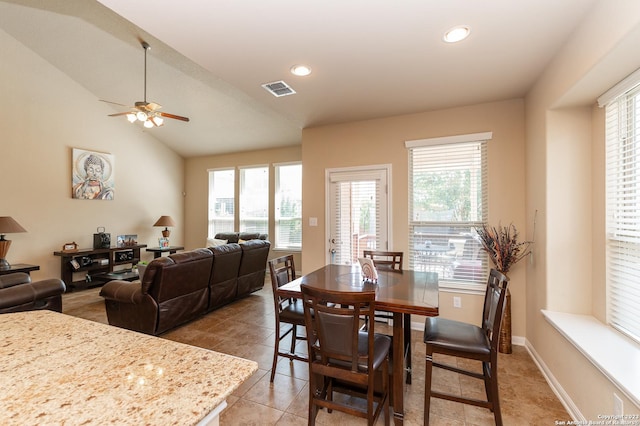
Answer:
[0,216,27,235]
[153,216,176,228]
[0,217,26,270]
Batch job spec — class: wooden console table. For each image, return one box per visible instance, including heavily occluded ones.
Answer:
[53,245,146,291]
[0,264,39,276]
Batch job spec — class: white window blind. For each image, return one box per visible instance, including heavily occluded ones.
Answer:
[605,81,640,343]
[239,166,269,235]
[329,173,383,265]
[275,163,302,250]
[207,169,235,237]
[407,135,489,291]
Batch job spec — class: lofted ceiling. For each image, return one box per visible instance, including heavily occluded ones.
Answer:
[0,0,599,157]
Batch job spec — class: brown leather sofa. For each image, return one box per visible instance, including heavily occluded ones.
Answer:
[0,272,66,313]
[214,232,268,243]
[100,240,271,335]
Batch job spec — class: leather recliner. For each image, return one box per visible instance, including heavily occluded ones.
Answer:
[0,272,66,313]
[100,248,213,335]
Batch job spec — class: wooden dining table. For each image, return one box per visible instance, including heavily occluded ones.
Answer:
[276,263,439,425]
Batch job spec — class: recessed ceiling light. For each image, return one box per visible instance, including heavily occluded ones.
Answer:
[443,25,471,43]
[290,64,312,76]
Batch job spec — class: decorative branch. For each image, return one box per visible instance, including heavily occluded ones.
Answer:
[475,223,532,273]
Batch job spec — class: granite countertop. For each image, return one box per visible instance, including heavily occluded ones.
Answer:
[0,310,258,425]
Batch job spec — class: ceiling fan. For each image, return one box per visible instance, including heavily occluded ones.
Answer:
[100,41,189,128]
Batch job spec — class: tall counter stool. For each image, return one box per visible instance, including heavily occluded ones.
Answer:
[423,268,509,425]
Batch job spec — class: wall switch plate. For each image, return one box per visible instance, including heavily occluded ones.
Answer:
[453,296,462,308]
[309,217,318,227]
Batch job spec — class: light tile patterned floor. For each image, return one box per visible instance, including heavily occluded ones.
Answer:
[63,281,569,425]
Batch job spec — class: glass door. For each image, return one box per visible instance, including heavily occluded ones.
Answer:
[327,167,389,265]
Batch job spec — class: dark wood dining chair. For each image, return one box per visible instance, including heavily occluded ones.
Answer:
[301,284,391,426]
[423,268,510,425]
[268,254,307,382]
[362,250,403,271]
[362,250,412,384]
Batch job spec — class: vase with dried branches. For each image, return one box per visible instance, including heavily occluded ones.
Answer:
[475,223,532,353]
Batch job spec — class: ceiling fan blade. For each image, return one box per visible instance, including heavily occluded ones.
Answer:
[158,112,190,122]
[100,99,131,108]
[108,112,133,117]
[146,102,162,111]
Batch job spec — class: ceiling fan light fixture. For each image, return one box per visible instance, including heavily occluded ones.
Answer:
[443,25,471,43]
[136,111,148,122]
[102,41,190,127]
[151,116,164,127]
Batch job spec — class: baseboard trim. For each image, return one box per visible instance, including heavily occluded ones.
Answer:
[524,339,583,421]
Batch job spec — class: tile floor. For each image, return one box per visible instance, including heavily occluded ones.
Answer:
[62,282,570,425]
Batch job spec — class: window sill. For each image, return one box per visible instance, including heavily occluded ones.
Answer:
[541,310,640,407]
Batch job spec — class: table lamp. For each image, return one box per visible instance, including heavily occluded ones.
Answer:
[0,216,27,270]
[153,216,176,238]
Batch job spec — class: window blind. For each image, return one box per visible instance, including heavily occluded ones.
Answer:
[275,163,302,250]
[605,81,640,343]
[329,170,384,265]
[239,166,269,235]
[207,169,235,237]
[407,137,489,291]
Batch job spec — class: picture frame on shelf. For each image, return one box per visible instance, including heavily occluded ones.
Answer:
[117,235,138,247]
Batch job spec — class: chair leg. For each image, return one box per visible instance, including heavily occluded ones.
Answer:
[270,320,281,382]
[424,351,434,425]
[308,379,318,426]
[290,324,297,355]
[488,363,503,426]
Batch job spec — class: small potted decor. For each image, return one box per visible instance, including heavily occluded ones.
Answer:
[136,261,149,281]
[475,223,532,353]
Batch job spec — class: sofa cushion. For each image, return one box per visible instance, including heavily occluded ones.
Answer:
[208,243,242,311]
[206,237,228,247]
[237,239,271,296]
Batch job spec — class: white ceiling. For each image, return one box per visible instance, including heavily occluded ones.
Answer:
[1,0,599,157]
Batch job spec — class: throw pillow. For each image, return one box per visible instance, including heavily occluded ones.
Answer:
[206,238,228,247]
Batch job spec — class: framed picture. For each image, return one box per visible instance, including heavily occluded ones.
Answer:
[158,237,170,248]
[72,148,115,200]
[117,235,138,247]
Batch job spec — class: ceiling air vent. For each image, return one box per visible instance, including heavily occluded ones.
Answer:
[262,80,296,97]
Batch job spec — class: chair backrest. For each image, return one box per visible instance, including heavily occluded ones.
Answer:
[301,284,377,378]
[363,250,403,271]
[483,269,510,351]
[268,255,296,313]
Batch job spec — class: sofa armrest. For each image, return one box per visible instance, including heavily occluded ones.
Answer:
[0,272,31,289]
[0,278,65,310]
[30,278,66,298]
[100,280,143,304]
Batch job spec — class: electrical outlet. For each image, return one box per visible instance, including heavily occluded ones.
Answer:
[614,393,623,416]
[453,296,462,308]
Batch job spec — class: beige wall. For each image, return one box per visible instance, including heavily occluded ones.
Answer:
[0,28,184,283]
[525,0,640,417]
[301,99,527,330]
[184,145,302,266]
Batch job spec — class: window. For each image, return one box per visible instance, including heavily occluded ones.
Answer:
[601,73,640,343]
[239,166,269,234]
[208,169,235,237]
[406,133,490,291]
[275,163,302,250]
